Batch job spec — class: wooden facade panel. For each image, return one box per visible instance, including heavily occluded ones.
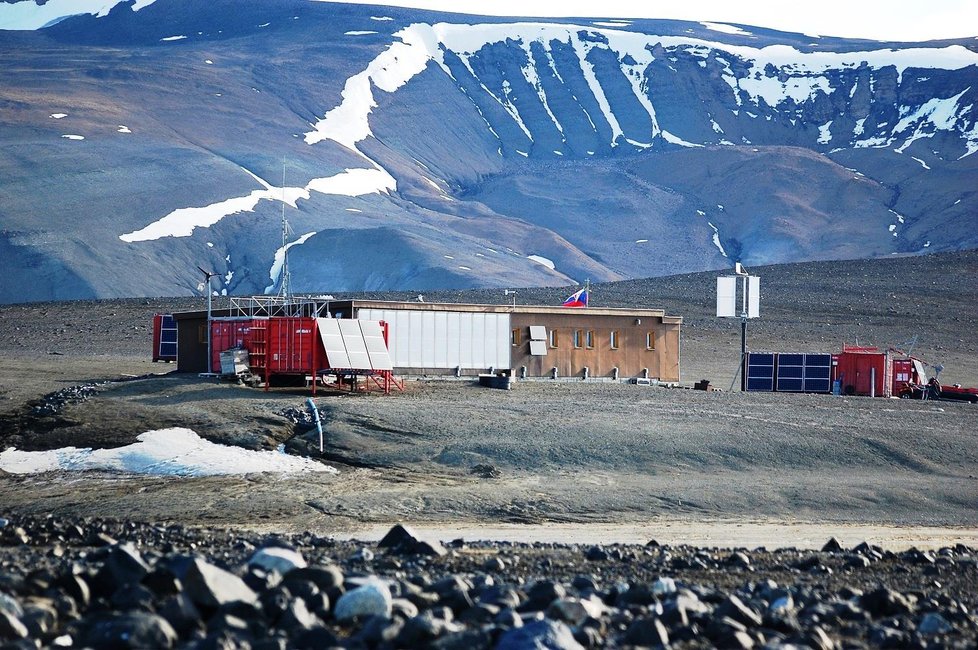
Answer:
[510,312,680,381]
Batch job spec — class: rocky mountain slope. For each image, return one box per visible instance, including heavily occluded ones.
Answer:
[1,0,976,302]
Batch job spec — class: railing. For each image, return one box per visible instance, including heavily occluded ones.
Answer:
[227,296,333,318]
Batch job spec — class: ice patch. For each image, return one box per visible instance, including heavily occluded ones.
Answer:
[161,35,186,42]
[61,134,84,140]
[635,239,648,243]
[346,30,378,35]
[458,266,471,270]
[370,16,394,21]
[527,254,555,270]
[50,113,66,119]
[0,428,335,477]
[346,207,363,212]
[443,254,454,259]
[205,59,213,64]
[911,156,930,169]
[117,125,131,133]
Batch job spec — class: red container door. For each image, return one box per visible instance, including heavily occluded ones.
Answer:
[152,314,163,361]
[892,359,913,395]
[267,317,318,374]
[835,352,887,396]
[210,319,257,373]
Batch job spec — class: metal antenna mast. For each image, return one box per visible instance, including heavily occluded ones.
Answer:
[279,158,291,299]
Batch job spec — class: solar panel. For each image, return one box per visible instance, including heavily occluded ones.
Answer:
[802,354,832,393]
[360,320,394,371]
[339,319,371,370]
[316,318,352,369]
[158,314,177,357]
[746,353,775,391]
[775,352,833,393]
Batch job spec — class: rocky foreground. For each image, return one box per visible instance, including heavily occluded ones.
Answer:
[0,516,975,649]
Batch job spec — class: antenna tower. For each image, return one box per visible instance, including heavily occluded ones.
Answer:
[279,158,292,299]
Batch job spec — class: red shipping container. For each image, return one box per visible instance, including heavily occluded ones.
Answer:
[265,317,319,375]
[209,318,261,374]
[832,346,893,397]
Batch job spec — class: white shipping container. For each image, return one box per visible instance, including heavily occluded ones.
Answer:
[359,309,511,370]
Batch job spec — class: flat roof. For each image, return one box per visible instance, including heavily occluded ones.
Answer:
[170,298,681,323]
[347,299,676,319]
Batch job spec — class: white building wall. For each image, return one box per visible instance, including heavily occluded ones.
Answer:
[359,309,511,370]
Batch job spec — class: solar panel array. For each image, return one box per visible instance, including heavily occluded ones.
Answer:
[157,314,177,358]
[316,319,394,371]
[746,352,833,394]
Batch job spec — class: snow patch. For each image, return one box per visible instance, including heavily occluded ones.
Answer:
[117,125,131,133]
[701,22,751,36]
[205,59,213,64]
[661,130,703,147]
[370,16,394,21]
[817,120,833,144]
[61,134,84,140]
[160,35,187,42]
[0,0,157,30]
[265,232,316,294]
[707,222,727,257]
[527,254,555,270]
[50,113,66,119]
[635,239,648,243]
[0,428,335,477]
[122,166,392,242]
[346,30,378,35]
[911,156,930,169]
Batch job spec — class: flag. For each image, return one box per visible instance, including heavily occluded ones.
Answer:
[562,287,588,308]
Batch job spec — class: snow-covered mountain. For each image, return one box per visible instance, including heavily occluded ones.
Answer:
[1,0,976,302]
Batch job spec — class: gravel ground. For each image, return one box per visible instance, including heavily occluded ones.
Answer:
[0,515,976,649]
[0,252,976,647]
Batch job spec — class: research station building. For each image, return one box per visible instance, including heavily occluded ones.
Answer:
[170,299,681,382]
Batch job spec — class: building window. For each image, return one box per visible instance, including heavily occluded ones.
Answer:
[585,330,594,349]
[610,330,620,349]
[573,329,583,348]
[549,329,558,348]
[511,328,521,346]
[646,332,655,350]
[199,324,207,344]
